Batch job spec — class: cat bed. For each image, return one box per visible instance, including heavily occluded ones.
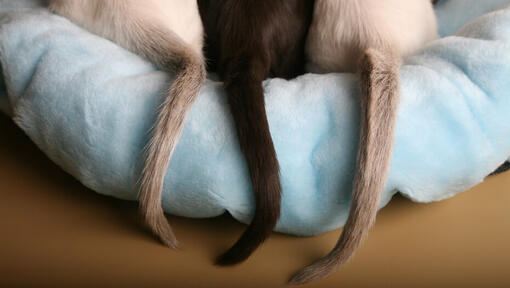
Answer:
[1,0,510,236]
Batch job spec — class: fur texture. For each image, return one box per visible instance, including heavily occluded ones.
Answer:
[4,0,510,243]
[49,0,206,249]
[290,0,438,284]
[198,0,315,265]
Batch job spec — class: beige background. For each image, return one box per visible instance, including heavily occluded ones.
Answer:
[1,114,509,288]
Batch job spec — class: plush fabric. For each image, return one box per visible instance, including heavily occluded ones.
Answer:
[1,0,509,236]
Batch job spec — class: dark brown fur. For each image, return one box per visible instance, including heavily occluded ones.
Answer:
[198,0,315,265]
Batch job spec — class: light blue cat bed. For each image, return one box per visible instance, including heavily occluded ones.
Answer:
[1,0,510,236]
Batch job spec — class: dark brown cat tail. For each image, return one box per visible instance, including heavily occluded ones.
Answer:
[216,60,281,266]
[289,48,401,285]
[137,22,206,249]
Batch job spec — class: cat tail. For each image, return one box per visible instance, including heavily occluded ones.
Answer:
[289,48,401,285]
[137,24,206,249]
[216,59,281,266]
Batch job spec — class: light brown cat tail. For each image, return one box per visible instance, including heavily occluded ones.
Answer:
[137,23,206,249]
[289,48,401,285]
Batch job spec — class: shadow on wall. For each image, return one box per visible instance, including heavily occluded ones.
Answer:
[492,162,510,176]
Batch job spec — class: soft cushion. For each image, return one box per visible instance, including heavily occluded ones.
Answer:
[1,0,509,236]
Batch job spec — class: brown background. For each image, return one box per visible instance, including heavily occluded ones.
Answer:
[1,113,509,288]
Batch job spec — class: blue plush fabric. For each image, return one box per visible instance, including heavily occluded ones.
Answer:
[1,0,509,236]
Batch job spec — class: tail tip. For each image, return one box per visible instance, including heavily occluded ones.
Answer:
[141,210,180,250]
[288,268,316,286]
[288,259,337,285]
[215,249,244,267]
[155,225,181,250]
[161,235,180,250]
